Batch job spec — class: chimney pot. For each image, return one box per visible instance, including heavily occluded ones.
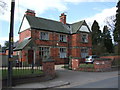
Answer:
[25,9,36,16]
[60,13,66,24]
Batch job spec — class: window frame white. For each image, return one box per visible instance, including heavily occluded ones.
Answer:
[40,32,49,40]
[39,47,50,58]
[81,33,88,43]
[80,47,88,58]
[59,34,67,42]
[59,47,67,58]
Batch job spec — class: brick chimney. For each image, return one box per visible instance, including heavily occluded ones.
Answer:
[60,13,66,24]
[25,9,36,16]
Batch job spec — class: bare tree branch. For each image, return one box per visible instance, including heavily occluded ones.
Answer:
[104,15,116,32]
[0,0,8,15]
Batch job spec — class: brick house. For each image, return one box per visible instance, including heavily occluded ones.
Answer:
[14,9,92,65]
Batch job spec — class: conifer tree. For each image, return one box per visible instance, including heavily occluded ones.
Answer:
[114,0,120,55]
[91,20,102,46]
[114,0,120,43]
[103,25,113,53]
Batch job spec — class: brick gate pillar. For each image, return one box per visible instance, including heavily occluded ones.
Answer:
[72,59,79,70]
[42,58,55,79]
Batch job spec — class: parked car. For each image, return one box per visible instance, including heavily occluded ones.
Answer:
[85,55,99,64]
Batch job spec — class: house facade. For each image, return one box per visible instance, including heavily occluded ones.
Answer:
[14,9,92,65]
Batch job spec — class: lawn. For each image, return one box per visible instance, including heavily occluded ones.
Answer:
[1,69,43,79]
[79,64,94,68]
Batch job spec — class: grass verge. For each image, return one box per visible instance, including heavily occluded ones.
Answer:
[1,69,43,79]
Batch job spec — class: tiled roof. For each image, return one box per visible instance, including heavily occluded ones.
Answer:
[71,20,85,33]
[25,15,70,34]
[19,15,90,34]
[14,38,31,51]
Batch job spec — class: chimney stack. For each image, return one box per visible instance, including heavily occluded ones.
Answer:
[60,13,66,24]
[25,9,36,16]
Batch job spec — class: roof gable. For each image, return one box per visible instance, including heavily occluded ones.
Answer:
[18,15,90,34]
[19,16,30,33]
[71,20,91,33]
[79,25,90,32]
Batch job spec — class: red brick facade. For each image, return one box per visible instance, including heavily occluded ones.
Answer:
[19,29,31,43]
[15,10,92,65]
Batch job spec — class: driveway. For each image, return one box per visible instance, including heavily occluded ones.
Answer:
[55,69,118,88]
[14,68,118,88]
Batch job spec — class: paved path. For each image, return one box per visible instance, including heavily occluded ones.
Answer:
[14,69,118,89]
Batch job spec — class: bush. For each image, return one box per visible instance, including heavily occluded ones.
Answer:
[79,64,94,68]
[111,59,120,67]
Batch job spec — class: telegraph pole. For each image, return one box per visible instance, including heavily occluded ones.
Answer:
[8,0,15,87]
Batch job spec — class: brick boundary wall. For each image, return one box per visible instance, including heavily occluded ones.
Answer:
[42,59,56,79]
[71,58,112,72]
[100,56,120,61]
[94,58,112,72]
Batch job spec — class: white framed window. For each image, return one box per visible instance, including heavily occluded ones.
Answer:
[40,32,49,40]
[60,48,67,58]
[81,47,88,58]
[81,33,88,43]
[59,34,67,42]
[39,47,50,58]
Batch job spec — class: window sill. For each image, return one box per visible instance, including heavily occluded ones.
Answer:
[40,39,49,41]
[59,41,67,43]
[80,42,88,44]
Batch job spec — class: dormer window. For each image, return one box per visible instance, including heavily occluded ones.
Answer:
[59,34,67,42]
[40,32,49,40]
[81,33,88,43]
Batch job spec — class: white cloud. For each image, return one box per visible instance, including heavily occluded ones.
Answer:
[0,0,68,22]
[85,7,117,30]
[0,0,117,22]
[64,0,117,2]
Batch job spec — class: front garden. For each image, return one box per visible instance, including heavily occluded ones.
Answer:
[62,57,117,72]
[1,68,43,79]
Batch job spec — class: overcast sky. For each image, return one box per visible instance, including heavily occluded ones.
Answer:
[0,0,118,46]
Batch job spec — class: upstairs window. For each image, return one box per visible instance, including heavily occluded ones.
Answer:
[59,34,67,42]
[60,48,67,58]
[81,48,88,58]
[81,33,88,43]
[40,32,49,40]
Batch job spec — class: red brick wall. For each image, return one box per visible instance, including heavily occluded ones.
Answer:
[94,60,111,71]
[19,29,92,65]
[32,30,69,64]
[21,50,27,62]
[19,29,31,43]
[70,33,92,59]
[6,50,17,55]
[100,56,120,61]
[72,59,79,70]
[42,61,55,77]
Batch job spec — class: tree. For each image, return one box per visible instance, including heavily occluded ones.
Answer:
[114,1,120,43]
[91,20,104,55]
[91,20,102,45]
[103,25,113,53]
[114,0,120,55]
[104,15,115,32]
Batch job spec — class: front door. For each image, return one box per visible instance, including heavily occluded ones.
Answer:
[28,50,34,64]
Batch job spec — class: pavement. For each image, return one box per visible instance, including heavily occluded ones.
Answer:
[12,65,118,89]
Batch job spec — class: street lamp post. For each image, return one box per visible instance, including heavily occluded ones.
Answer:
[8,0,15,87]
